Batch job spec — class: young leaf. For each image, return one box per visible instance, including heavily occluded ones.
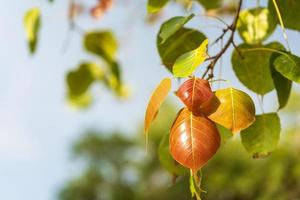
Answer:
[196,0,222,10]
[173,39,208,78]
[241,113,281,158]
[147,0,169,13]
[274,53,300,83]
[268,0,300,31]
[144,78,172,134]
[159,14,194,44]
[170,108,220,172]
[84,31,117,63]
[237,8,276,44]
[231,43,279,95]
[204,88,256,133]
[23,8,41,54]
[157,27,207,72]
[176,77,213,114]
[158,133,188,175]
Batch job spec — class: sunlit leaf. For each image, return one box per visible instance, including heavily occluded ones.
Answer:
[173,39,208,77]
[241,113,281,158]
[84,31,117,63]
[237,7,276,44]
[159,14,194,44]
[170,108,220,172]
[274,53,300,83]
[157,27,206,72]
[204,88,256,133]
[147,0,169,13]
[176,77,213,114]
[268,0,300,31]
[144,78,172,134]
[158,133,188,175]
[23,8,41,54]
[68,92,92,109]
[231,43,280,95]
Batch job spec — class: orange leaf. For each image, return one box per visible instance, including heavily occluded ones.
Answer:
[144,78,172,134]
[176,77,213,114]
[169,108,220,172]
[203,88,256,133]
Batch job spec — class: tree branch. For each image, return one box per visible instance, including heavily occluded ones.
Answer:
[202,0,243,80]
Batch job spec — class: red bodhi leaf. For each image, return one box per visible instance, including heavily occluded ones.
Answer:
[176,77,213,114]
[169,108,220,172]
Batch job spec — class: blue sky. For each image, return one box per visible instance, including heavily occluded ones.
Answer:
[0,0,299,200]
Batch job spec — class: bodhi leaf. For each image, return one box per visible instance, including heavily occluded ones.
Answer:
[147,0,169,13]
[231,42,283,95]
[268,45,292,109]
[241,113,281,158]
[84,31,117,63]
[144,78,172,134]
[158,133,187,175]
[204,88,256,133]
[173,39,208,78]
[157,27,206,72]
[274,53,300,83]
[176,77,213,114]
[67,62,104,96]
[170,108,220,172]
[237,7,276,44]
[196,0,223,10]
[268,0,300,31]
[24,8,41,54]
[159,14,194,44]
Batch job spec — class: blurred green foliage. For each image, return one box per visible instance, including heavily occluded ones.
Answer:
[59,96,300,200]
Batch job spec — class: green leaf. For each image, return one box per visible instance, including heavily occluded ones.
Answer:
[269,44,292,109]
[172,39,208,77]
[157,27,206,72]
[23,8,41,54]
[147,0,169,13]
[158,133,187,175]
[231,43,279,95]
[159,14,194,44]
[67,62,104,96]
[68,93,92,109]
[274,53,300,83]
[217,124,233,144]
[241,113,281,158]
[196,0,223,10]
[237,7,276,44]
[84,31,118,63]
[268,0,300,31]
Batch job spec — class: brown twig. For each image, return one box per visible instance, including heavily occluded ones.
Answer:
[202,0,243,80]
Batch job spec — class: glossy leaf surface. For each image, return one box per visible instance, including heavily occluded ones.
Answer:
[231,43,280,95]
[84,31,117,63]
[241,113,281,158]
[176,77,213,114]
[144,78,172,134]
[157,27,206,71]
[205,88,256,133]
[237,7,276,44]
[170,108,220,172]
[173,39,208,78]
[159,14,194,44]
[24,8,41,54]
[274,53,300,83]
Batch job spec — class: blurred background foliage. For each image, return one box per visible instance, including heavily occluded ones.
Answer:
[59,92,300,200]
